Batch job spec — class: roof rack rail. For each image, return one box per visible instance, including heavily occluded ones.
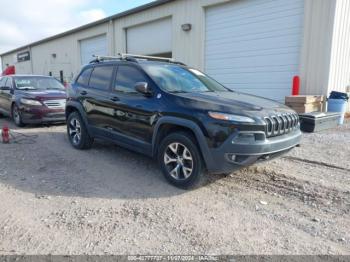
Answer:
[119,53,186,65]
[89,53,186,65]
[89,55,122,64]
[118,53,173,62]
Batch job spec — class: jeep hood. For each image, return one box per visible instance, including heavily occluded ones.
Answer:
[174,91,291,113]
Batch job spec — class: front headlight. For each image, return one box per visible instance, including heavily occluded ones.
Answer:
[20,98,42,106]
[208,111,255,123]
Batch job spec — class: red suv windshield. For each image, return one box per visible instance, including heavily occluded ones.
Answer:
[14,77,65,91]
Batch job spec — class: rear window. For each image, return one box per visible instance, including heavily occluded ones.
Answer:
[89,66,114,91]
[76,68,93,86]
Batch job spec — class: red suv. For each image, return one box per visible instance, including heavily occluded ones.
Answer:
[0,75,66,126]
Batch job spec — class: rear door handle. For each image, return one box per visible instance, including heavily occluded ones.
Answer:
[80,91,88,95]
[111,97,120,102]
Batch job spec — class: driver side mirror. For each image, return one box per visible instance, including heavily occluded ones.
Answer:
[134,82,152,96]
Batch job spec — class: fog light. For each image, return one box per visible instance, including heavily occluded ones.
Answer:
[228,154,236,162]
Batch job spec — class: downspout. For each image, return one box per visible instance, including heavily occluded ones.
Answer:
[109,19,115,56]
[0,56,4,73]
[29,46,34,74]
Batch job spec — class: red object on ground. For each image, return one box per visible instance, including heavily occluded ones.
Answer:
[1,66,15,76]
[1,124,10,144]
[292,76,300,96]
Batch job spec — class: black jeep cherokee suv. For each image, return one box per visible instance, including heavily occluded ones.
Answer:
[66,54,301,188]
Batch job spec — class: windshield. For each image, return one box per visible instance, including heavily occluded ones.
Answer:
[142,64,229,93]
[14,77,65,91]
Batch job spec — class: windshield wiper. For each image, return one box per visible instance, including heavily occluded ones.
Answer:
[169,90,189,93]
[17,87,37,91]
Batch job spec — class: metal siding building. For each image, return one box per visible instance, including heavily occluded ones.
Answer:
[1,0,349,107]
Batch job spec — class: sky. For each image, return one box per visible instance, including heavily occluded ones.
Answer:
[0,0,154,65]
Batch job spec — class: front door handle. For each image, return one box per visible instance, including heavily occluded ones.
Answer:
[80,91,88,95]
[111,97,120,102]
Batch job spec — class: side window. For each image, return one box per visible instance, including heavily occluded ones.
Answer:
[114,66,148,94]
[1,78,9,88]
[89,66,114,91]
[5,78,12,89]
[76,68,93,86]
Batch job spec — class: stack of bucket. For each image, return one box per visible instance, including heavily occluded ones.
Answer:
[327,91,349,125]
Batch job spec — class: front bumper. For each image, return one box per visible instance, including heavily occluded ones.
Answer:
[207,129,302,174]
[19,105,65,124]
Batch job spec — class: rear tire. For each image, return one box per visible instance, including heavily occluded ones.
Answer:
[158,132,204,189]
[67,112,94,150]
[12,105,25,127]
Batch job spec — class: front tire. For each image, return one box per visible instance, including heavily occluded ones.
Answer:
[67,112,94,150]
[12,105,25,127]
[158,132,204,189]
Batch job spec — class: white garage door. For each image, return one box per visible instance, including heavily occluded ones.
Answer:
[205,0,305,101]
[80,35,107,66]
[127,18,172,57]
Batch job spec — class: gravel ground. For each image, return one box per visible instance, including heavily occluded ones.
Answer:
[0,117,349,255]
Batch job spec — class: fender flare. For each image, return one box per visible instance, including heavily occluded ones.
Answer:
[65,101,92,136]
[152,116,214,170]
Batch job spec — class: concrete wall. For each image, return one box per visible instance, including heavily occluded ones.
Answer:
[30,23,110,81]
[299,0,350,111]
[1,49,32,74]
[1,22,111,81]
[0,0,232,79]
[299,0,337,97]
[112,0,230,69]
[1,0,230,79]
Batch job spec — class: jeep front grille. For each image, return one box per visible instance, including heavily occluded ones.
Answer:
[264,113,299,137]
[43,99,66,109]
